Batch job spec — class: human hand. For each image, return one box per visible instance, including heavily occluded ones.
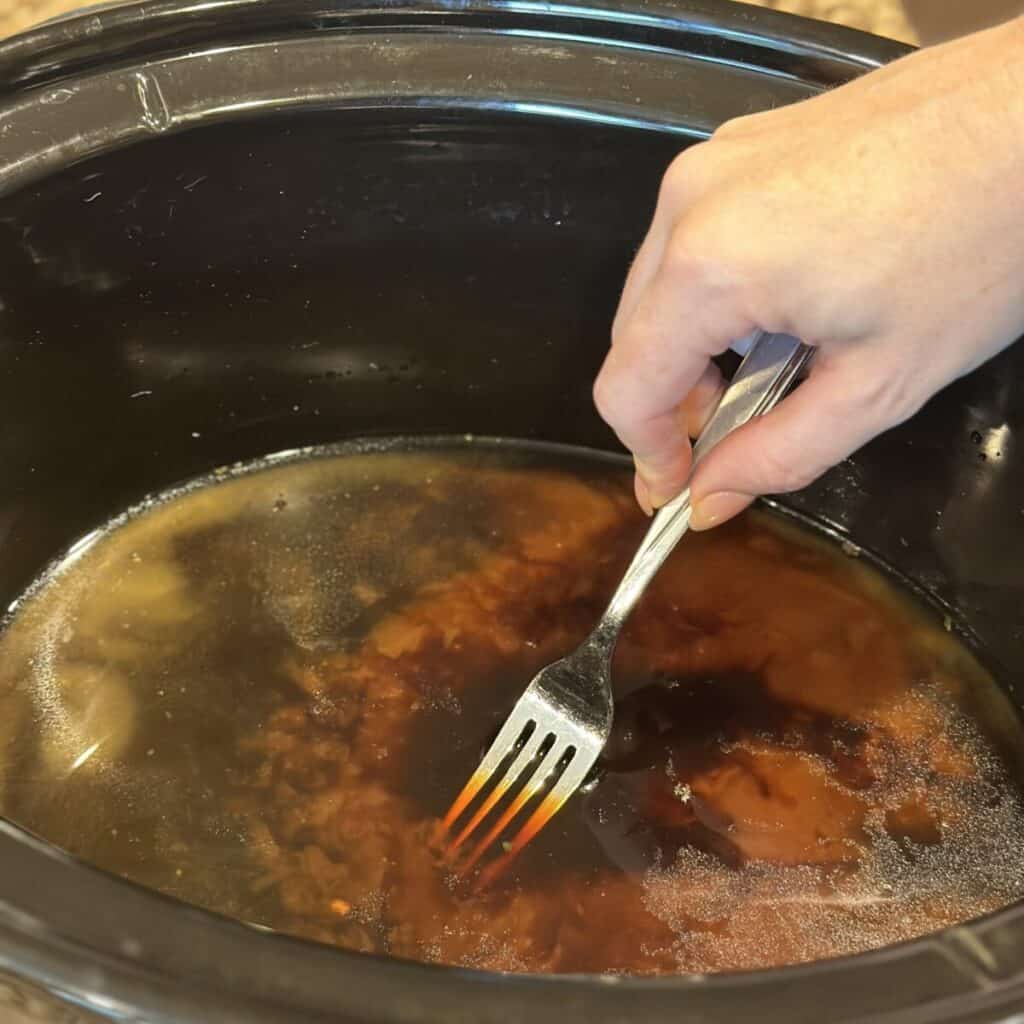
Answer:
[593,16,1024,528]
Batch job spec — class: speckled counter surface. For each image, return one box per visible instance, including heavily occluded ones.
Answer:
[755,0,914,39]
[0,0,918,41]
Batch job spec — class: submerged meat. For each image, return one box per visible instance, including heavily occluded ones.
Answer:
[234,462,1024,974]
[5,446,1020,976]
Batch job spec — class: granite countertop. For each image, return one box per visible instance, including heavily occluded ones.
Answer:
[0,0,917,42]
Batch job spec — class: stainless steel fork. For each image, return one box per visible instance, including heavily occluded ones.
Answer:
[442,331,813,887]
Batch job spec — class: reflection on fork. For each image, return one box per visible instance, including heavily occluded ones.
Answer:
[442,653,613,890]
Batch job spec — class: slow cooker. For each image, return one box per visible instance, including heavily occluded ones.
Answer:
[0,1,1022,1020]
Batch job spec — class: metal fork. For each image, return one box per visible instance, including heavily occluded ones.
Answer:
[442,331,813,887]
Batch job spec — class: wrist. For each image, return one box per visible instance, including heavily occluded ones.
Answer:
[992,17,1024,215]
[954,18,1024,219]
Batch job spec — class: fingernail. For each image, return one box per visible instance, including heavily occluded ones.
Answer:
[690,491,752,531]
[634,473,654,517]
[635,458,680,511]
[647,487,677,511]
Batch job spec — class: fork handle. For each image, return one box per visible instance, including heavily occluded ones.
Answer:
[600,331,813,631]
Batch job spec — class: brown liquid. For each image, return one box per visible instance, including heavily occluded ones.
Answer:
[1,440,1023,975]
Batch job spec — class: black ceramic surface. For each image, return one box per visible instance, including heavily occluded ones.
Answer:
[0,1,1022,1022]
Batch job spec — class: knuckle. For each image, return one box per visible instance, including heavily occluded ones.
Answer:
[656,149,752,298]
[660,143,713,203]
[661,149,692,195]
[592,371,623,426]
[710,118,743,143]
[711,111,763,142]
[609,309,630,349]
[663,224,705,280]
[663,214,739,297]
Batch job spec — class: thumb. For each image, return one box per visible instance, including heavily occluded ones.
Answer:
[687,361,904,530]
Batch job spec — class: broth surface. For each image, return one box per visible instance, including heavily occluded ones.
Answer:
[1,440,1023,974]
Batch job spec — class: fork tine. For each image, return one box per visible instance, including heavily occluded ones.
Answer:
[474,749,592,890]
[441,712,537,832]
[458,739,569,875]
[446,726,552,856]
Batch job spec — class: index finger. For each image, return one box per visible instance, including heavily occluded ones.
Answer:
[594,258,753,505]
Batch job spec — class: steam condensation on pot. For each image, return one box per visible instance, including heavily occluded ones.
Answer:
[0,439,1022,975]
